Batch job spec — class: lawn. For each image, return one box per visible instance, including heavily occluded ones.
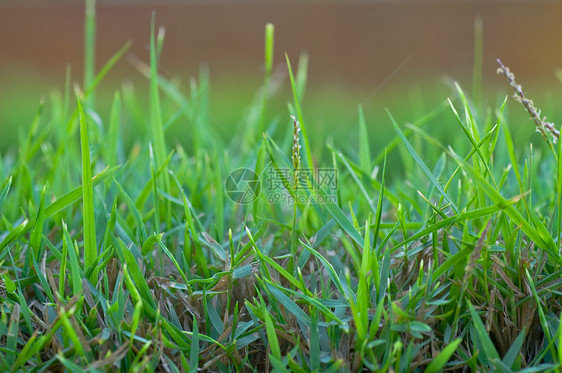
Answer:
[1,3,562,372]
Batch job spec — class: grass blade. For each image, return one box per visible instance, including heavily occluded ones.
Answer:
[149,13,170,227]
[358,105,371,173]
[425,338,461,373]
[468,302,500,364]
[77,95,97,281]
[84,0,96,107]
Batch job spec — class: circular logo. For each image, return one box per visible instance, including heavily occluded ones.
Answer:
[224,168,261,204]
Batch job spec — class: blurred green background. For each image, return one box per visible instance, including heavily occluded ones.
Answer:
[1,0,562,161]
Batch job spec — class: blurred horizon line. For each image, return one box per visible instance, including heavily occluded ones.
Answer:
[3,0,562,8]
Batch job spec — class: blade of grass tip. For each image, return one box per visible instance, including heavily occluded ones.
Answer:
[285,54,313,172]
[258,23,274,134]
[66,35,130,134]
[388,109,459,214]
[141,233,163,257]
[358,105,371,174]
[30,185,46,260]
[448,97,498,191]
[424,338,461,373]
[264,23,274,78]
[1,220,32,251]
[295,53,309,101]
[65,40,131,134]
[354,213,372,347]
[63,63,71,121]
[77,95,97,283]
[150,12,171,227]
[105,91,121,167]
[129,299,142,346]
[454,82,479,141]
[85,41,132,101]
[84,0,96,108]
[256,291,281,361]
[156,25,165,60]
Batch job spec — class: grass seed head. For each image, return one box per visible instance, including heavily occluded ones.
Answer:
[291,115,301,188]
[497,58,560,143]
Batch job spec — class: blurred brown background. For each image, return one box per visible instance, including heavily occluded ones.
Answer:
[2,1,561,84]
[1,0,562,150]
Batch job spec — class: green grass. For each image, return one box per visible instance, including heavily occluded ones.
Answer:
[2,3,562,372]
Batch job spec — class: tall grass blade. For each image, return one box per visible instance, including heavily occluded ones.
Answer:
[77,96,97,282]
[358,105,371,173]
[149,13,170,226]
[84,0,96,107]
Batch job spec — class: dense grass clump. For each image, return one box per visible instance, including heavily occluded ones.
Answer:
[2,5,562,372]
